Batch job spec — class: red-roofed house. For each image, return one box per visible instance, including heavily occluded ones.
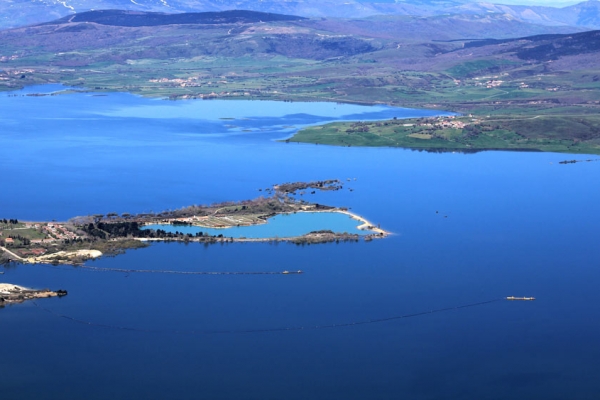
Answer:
[30,248,46,256]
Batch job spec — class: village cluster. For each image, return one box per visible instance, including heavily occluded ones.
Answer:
[416,116,468,130]
[0,222,80,246]
[40,223,79,241]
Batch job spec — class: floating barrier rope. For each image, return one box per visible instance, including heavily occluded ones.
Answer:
[32,297,526,335]
[39,264,303,276]
[77,265,303,275]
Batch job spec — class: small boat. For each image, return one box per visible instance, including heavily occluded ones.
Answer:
[506,296,535,301]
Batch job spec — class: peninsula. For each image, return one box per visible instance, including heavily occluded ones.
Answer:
[0,284,67,307]
[0,180,388,266]
[289,114,600,154]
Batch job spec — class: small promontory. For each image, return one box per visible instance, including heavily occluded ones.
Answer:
[0,283,67,307]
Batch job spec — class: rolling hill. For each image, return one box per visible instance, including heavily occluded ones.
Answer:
[49,9,307,27]
[0,10,597,68]
[0,10,597,86]
[2,0,600,30]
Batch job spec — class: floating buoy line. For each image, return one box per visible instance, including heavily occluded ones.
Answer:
[39,264,303,275]
[32,296,534,335]
[76,265,303,275]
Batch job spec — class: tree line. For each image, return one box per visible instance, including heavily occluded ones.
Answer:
[4,235,30,246]
[81,221,225,240]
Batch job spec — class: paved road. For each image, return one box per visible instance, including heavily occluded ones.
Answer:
[0,245,24,261]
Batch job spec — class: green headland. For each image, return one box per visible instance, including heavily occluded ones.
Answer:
[289,113,600,154]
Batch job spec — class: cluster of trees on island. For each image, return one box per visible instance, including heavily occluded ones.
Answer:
[80,221,227,241]
[170,220,193,226]
[275,180,343,194]
[82,221,145,239]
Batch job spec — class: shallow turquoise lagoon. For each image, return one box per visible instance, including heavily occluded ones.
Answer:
[143,211,369,238]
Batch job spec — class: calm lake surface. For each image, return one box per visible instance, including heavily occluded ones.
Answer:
[1,85,600,400]
[143,212,369,238]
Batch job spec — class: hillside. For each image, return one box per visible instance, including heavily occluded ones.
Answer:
[48,9,306,27]
[302,14,585,41]
[0,10,583,65]
[2,0,600,30]
[464,30,600,61]
[0,11,384,61]
[0,11,597,97]
[1,11,598,79]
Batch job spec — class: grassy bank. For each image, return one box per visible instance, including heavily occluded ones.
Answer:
[288,112,600,154]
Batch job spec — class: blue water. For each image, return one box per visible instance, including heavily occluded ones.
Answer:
[1,86,600,399]
[143,212,368,238]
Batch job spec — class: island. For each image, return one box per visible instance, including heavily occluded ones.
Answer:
[0,180,388,266]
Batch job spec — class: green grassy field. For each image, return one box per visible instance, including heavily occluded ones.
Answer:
[3,228,48,241]
[289,114,600,154]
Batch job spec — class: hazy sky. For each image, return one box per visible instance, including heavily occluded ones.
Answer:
[366,0,587,6]
[490,0,582,5]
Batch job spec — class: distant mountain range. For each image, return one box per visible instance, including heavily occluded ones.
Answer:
[2,0,600,29]
[465,29,600,61]
[2,9,597,65]
[48,9,306,27]
[28,9,588,42]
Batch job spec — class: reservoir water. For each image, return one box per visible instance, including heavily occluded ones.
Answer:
[1,86,600,400]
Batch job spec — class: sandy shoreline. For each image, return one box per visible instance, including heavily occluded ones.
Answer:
[0,248,104,265]
[28,249,102,262]
[314,209,390,236]
[290,208,389,236]
[0,283,29,293]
